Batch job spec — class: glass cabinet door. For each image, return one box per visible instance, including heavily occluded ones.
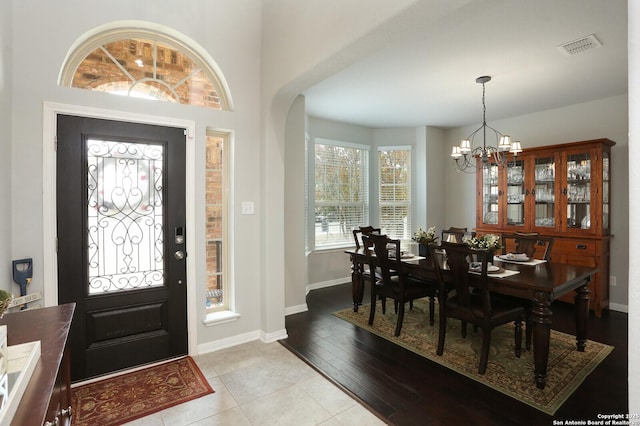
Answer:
[506,159,525,227]
[603,152,610,232]
[534,156,556,229]
[566,152,591,230]
[481,163,499,226]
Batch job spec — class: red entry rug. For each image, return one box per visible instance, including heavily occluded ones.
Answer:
[72,356,214,426]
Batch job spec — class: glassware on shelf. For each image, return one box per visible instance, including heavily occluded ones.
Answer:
[507,165,523,183]
[567,158,591,180]
[483,211,498,224]
[535,163,555,181]
[568,183,590,203]
[507,193,524,203]
[535,187,555,202]
[534,217,555,227]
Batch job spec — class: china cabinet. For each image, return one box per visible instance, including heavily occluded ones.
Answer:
[475,138,614,316]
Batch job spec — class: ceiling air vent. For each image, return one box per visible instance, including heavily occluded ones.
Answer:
[557,34,602,56]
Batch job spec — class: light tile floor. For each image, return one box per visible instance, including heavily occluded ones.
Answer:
[123,340,387,425]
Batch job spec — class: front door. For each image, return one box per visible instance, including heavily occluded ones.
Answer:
[56,115,188,382]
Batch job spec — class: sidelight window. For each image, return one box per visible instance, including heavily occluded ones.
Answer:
[205,131,229,313]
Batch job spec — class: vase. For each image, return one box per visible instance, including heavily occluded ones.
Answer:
[418,243,432,258]
[470,247,495,265]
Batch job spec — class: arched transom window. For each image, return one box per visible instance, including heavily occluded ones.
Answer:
[59,27,231,110]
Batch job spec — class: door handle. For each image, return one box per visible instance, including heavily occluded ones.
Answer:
[174,251,186,260]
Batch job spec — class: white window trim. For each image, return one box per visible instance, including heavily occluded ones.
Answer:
[203,310,240,326]
[378,145,413,151]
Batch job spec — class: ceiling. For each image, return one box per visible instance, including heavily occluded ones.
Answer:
[303,0,628,129]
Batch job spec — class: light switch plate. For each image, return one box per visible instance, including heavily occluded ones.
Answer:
[241,201,254,215]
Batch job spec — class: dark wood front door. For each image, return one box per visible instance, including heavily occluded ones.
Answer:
[56,115,188,382]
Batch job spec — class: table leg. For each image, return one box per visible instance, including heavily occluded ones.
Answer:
[531,291,552,389]
[574,278,591,351]
[350,253,364,312]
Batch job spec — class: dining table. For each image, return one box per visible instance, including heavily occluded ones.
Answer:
[345,248,598,389]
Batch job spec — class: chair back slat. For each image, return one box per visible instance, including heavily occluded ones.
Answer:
[353,226,381,249]
[366,233,401,286]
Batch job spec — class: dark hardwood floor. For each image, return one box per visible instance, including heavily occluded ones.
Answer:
[281,283,628,426]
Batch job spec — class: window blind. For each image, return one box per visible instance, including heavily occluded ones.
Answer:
[378,147,411,240]
[314,141,369,248]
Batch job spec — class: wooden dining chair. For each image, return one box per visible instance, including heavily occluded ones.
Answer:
[352,226,381,249]
[352,226,384,306]
[499,232,555,349]
[363,233,438,336]
[441,226,476,243]
[430,242,526,374]
[501,232,555,261]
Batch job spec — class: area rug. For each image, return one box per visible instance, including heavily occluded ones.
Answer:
[71,356,214,426]
[334,299,613,415]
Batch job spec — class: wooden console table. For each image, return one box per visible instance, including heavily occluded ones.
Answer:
[0,303,75,426]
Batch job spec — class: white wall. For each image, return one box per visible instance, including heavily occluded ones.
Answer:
[0,1,12,288]
[10,0,264,348]
[284,95,307,313]
[425,126,446,231]
[444,95,629,309]
[628,0,639,413]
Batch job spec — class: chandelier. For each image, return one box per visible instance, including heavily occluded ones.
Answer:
[451,76,522,172]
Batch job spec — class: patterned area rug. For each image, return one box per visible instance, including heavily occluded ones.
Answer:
[334,299,612,415]
[72,356,214,426]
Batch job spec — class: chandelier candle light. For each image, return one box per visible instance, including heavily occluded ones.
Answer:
[451,76,523,172]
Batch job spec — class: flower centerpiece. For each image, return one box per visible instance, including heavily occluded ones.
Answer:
[466,233,502,250]
[412,226,438,257]
[466,234,502,263]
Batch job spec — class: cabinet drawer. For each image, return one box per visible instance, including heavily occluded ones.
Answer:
[560,239,596,257]
[561,255,597,267]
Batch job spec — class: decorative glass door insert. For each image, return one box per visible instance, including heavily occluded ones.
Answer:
[481,163,499,225]
[87,139,164,294]
[534,156,556,228]
[603,153,610,231]
[566,153,591,230]
[506,160,525,226]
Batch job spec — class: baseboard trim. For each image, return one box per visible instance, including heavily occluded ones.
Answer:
[197,327,288,355]
[609,302,628,313]
[285,303,308,316]
[307,278,350,293]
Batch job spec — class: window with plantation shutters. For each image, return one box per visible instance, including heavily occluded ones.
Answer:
[314,139,369,248]
[379,147,411,240]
